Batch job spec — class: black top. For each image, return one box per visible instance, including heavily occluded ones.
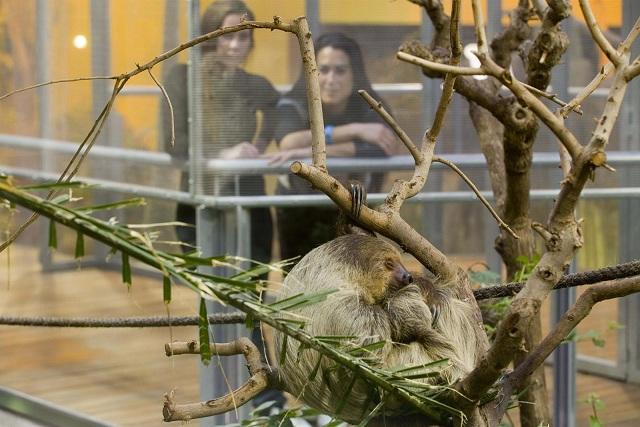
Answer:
[162,59,279,196]
[273,96,388,196]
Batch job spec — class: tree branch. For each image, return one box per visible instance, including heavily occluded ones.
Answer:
[163,337,274,422]
[498,275,640,415]
[396,51,486,76]
[578,0,621,67]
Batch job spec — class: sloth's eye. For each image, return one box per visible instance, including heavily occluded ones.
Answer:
[384,259,395,270]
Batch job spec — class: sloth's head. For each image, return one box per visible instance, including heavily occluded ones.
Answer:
[328,234,412,304]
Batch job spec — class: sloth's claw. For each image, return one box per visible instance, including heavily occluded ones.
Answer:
[350,181,366,219]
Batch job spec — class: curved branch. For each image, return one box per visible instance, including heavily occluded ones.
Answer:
[358,90,421,162]
[578,0,621,67]
[397,51,486,76]
[498,275,640,415]
[163,337,274,422]
[433,157,518,239]
[481,56,583,159]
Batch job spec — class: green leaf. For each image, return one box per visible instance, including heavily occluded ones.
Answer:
[268,289,338,311]
[608,321,624,330]
[589,415,603,427]
[468,270,501,285]
[74,232,84,259]
[48,220,57,249]
[245,313,255,330]
[335,375,358,416]
[357,399,385,427]
[279,334,288,365]
[308,355,322,381]
[592,337,606,348]
[19,181,87,190]
[199,299,212,365]
[163,275,171,304]
[78,197,146,213]
[122,252,131,287]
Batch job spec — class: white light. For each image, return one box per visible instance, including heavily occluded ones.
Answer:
[73,35,88,49]
[463,43,488,81]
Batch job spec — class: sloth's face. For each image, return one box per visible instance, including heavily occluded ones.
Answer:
[384,257,413,289]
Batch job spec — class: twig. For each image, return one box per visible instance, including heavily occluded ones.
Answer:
[0,77,128,253]
[148,68,175,147]
[499,275,640,414]
[0,76,116,102]
[560,63,613,117]
[521,82,582,115]
[163,337,273,421]
[470,0,489,55]
[625,57,640,82]
[358,90,421,162]
[433,156,518,239]
[396,51,486,76]
[578,0,621,67]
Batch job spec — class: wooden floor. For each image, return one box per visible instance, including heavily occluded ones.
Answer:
[1,246,639,426]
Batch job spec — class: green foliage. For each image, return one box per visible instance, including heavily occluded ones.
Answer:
[0,180,466,424]
[199,298,212,365]
[48,220,57,249]
[514,253,541,282]
[564,322,624,348]
[581,393,605,427]
[163,275,171,304]
[222,401,322,427]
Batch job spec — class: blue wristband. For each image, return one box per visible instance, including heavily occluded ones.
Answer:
[324,125,334,145]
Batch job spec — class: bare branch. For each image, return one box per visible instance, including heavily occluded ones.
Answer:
[397,51,486,76]
[619,16,640,54]
[521,81,582,115]
[0,76,116,102]
[358,90,421,162]
[481,56,583,159]
[625,56,640,82]
[148,68,175,147]
[499,275,640,414]
[163,338,273,422]
[578,0,621,67]
[470,0,489,55]
[434,157,518,239]
[291,17,326,171]
[560,63,614,117]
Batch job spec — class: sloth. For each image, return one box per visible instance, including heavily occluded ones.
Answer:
[273,233,479,423]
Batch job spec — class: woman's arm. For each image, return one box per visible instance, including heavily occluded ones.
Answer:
[279,122,396,155]
[264,141,357,165]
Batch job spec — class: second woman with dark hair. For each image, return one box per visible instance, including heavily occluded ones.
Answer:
[267,32,397,260]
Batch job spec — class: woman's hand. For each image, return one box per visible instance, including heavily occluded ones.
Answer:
[352,123,397,155]
[263,147,310,166]
[219,142,259,160]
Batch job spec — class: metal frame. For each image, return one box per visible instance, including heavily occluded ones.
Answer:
[0,386,115,427]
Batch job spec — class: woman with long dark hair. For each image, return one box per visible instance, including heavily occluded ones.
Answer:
[268,32,396,260]
[162,0,278,262]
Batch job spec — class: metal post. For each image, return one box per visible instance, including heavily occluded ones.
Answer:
[481,0,503,274]
[620,0,640,383]
[36,0,53,270]
[551,17,575,427]
[305,0,320,38]
[197,208,251,426]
